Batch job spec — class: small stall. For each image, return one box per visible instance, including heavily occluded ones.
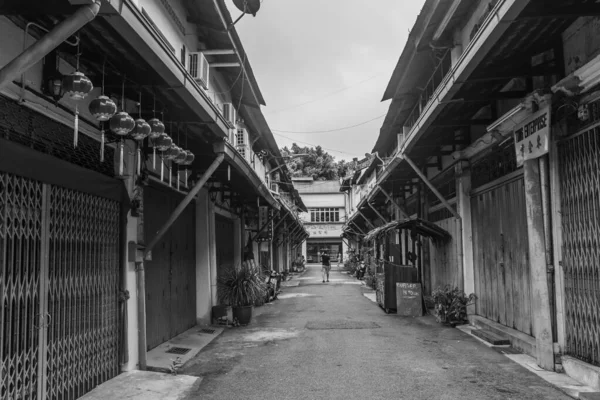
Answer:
[364,218,450,314]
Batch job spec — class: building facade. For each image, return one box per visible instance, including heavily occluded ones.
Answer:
[294,178,347,263]
[0,1,306,399]
[343,0,600,387]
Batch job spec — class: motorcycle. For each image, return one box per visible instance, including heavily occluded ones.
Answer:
[264,270,282,303]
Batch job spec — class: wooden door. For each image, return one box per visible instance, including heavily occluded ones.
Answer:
[471,175,533,336]
[215,215,235,302]
[144,186,196,350]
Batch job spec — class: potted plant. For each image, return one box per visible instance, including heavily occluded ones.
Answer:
[217,264,266,325]
[429,285,477,327]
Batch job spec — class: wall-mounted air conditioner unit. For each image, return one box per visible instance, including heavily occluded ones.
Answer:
[188,52,209,90]
[222,103,237,128]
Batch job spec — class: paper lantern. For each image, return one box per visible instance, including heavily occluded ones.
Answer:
[88,95,117,121]
[89,95,117,162]
[132,118,151,175]
[62,71,93,147]
[148,118,165,139]
[109,111,135,136]
[62,71,93,101]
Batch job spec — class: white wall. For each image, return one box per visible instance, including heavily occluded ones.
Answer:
[133,0,232,108]
[302,193,346,208]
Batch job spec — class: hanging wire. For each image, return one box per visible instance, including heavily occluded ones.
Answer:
[76,39,80,71]
[101,57,106,95]
[138,91,142,118]
[121,74,126,111]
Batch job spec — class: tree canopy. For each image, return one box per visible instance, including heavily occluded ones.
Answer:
[280,143,351,181]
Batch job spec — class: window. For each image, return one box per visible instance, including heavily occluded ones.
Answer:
[180,45,186,67]
[309,208,341,223]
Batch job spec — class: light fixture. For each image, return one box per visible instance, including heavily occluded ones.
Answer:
[208,186,219,203]
[578,104,590,121]
[46,72,64,103]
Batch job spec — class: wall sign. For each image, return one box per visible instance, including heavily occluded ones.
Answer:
[513,106,550,166]
[256,206,272,242]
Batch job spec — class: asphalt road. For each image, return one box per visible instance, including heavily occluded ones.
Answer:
[181,265,570,400]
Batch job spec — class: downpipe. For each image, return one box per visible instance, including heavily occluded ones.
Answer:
[0,0,101,91]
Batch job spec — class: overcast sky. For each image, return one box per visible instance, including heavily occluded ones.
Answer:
[224,0,426,161]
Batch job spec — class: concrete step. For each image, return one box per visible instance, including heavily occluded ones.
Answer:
[471,328,511,346]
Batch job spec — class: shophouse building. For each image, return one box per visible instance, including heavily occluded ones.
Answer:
[342,0,600,388]
[294,178,346,263]
[0,1,306,399]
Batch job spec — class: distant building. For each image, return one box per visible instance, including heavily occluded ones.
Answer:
[294,177,347,263]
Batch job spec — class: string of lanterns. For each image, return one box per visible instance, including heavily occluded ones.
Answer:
[62,55,195,186]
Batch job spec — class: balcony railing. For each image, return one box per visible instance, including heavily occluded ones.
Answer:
[404,49,452,131]
[234,145,269,185]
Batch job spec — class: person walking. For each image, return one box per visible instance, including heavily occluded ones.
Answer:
[321,251,331,283]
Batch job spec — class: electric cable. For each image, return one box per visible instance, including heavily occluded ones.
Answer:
[266,73,386,115]
[272,113,386,134]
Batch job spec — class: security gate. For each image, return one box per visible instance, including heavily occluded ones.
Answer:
[144,185,196,350]
[558,125,600,367]
[0,172,121,400]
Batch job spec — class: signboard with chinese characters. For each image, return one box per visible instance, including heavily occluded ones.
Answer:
[256,206,272,242]
[513,106,550,166]
[305,224,343,238]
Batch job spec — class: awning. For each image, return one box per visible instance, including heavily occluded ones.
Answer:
[213,141,280,210]
[363,218,451,244]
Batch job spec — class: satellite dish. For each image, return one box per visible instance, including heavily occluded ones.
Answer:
[233,0,261,16]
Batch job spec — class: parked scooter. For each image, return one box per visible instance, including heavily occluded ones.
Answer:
[265,270,282,303]
[355,261,367,280]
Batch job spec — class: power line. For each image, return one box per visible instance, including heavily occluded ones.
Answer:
[272,113,386,134]
[273,132,361,158]
[265,73,386,115]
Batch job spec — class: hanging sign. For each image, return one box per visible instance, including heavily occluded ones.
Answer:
[514,106,550,166]
[256,206,272,242]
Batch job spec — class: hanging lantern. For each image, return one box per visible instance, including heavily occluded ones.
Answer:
[164,144,180,187]
[131,118,151,141]
[63,71,93,101]
[89,95,117,162]
[109,111,134,177]
[62,71,93,147]
[182,150,195,188]
[110,111,135,136]
[148,118,165,139]
[89,95,117,121]
[132,118,151,175]
[173,147,187,190]
[148,118,165,169]
[154,133,172,181]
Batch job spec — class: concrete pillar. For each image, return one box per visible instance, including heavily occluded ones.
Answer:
[456,162,474,305]
[123,147,139,371]
[208,202,218,306]
[302,241,307,261]
[524,159,554,370]
[195,189,213,325]
[234,217,242,268]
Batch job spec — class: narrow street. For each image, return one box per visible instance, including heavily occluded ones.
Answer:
[181,265,570,400]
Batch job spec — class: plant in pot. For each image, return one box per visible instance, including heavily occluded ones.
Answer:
[217,264,266,326]
[429,285,477,327]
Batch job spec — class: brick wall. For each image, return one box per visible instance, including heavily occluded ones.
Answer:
[0,95,115,177]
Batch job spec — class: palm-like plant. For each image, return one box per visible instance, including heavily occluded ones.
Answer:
[217,265,267,307]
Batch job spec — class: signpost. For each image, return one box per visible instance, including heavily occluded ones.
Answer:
[396,282,423,317]
[514,106,550,167]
